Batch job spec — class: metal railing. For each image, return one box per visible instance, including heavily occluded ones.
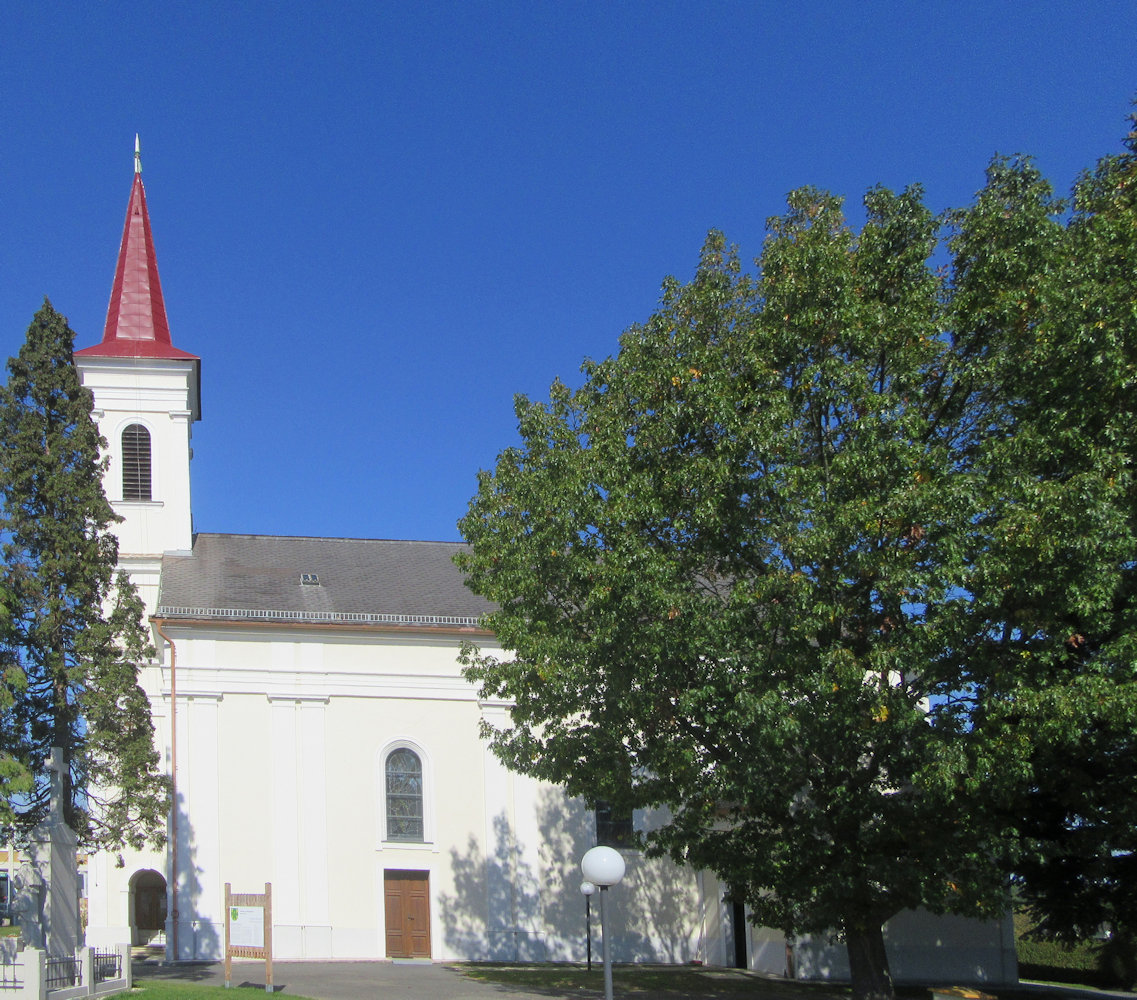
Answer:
[0,962,22,990]
[43,955,77,991]
[156,604,483,627]
[92,948,120,985]
[0,944,131,996]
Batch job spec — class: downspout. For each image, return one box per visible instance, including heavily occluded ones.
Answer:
[154,619,178,961]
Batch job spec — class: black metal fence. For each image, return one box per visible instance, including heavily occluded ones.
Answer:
[44,954,78,990]
[0,947,123,992]
[0,961,22,991]
[93,948,121,984]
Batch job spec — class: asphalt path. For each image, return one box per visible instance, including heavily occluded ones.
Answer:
[134,958,559,1000]
[133,958,1137,1000]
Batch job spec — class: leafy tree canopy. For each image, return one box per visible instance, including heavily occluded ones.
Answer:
[969,116,1137,985]
[0,300,169,850]
[458,113,1137,1000]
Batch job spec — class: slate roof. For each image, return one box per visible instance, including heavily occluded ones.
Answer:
[155,533,495,629]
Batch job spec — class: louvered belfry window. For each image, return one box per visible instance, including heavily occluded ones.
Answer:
[122,424,152,501]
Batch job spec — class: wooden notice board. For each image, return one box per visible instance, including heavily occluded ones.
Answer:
[225,882,273,991]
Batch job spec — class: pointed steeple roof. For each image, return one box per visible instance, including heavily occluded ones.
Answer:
[76,137,197,361]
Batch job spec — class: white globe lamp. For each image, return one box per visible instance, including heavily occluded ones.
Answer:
[579,846,626,1000]
[580,845,626,887]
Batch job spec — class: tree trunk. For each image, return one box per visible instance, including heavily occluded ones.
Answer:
[845,920,894,1000]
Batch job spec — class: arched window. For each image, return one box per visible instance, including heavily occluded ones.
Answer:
[385,748,424,842]
[122,424,152,501]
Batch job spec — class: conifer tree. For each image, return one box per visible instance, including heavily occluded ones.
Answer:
[0,299,168,849]
[0,579,33,821]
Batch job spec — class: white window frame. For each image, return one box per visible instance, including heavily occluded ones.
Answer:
[378,739,434,848]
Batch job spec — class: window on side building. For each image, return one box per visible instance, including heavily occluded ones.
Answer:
[594,800,634,848]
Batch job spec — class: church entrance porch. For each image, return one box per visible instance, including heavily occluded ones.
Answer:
[383,870,430,959]
[129,868,167,946]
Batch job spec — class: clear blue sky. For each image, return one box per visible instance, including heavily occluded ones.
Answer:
[2,2,1134,542]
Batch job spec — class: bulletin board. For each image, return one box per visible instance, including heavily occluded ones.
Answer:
[224,882,272,991]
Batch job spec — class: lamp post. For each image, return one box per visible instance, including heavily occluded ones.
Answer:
[580,846,626,1000]
[580,880,596,971]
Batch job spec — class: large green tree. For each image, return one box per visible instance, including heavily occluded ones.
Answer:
[458,186,1019,1000]
[0,300,168,850]
[950,123,1137,985]
[458,124,1137,1000]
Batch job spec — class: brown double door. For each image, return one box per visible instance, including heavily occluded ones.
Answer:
[384,870,431,958]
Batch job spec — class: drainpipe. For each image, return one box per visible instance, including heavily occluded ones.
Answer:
[154,619,178,961]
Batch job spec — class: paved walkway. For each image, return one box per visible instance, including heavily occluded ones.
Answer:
[134,958,560,1000]
[133,957,1137,1000]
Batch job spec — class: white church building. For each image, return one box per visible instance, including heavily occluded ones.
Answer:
[74,149,1017,983]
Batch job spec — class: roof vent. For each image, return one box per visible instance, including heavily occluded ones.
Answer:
[300,573,319,586]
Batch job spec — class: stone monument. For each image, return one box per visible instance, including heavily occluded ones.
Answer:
[12,860,44,949]
[19,749,80,957]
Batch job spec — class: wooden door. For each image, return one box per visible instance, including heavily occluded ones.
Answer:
[384,870,430,958]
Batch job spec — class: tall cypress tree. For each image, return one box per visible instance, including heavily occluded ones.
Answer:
[0,577,33,821]
[0,299,168,849]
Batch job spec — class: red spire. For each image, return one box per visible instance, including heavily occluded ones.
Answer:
[76,140,197,361]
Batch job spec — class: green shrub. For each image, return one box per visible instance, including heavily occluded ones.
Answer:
[1013,911,1137,989]
[1013,912,1109,987]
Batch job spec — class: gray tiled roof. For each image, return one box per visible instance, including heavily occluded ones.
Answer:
[155,533,495,628]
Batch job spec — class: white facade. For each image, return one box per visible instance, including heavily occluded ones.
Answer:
[82,611,717,963]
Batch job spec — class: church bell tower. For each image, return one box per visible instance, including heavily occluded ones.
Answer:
[73,138,200,616]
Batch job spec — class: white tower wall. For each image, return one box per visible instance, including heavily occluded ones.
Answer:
[77,354,197,617]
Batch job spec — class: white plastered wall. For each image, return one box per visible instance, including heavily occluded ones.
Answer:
[791,908,1018,985]
[84,612,1017,979]
[76,356,197,597]
[86,622,713,963]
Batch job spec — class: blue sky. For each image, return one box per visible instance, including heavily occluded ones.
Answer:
[2,2,1135,542]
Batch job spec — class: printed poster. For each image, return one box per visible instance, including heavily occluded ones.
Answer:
[230,905,265,949]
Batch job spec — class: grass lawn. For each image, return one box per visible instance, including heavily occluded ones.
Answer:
[457,964,1113,999]
[458,964,851,998]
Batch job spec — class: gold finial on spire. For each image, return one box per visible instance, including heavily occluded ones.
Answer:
[134,134,142,175]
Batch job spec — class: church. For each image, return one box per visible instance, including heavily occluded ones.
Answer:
[74,146,1017,982]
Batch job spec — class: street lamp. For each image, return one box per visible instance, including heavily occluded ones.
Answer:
[579,880,596,971]
[580,847,626,1000]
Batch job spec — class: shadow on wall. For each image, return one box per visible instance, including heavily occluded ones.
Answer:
[439,788,702,963]
[793,909,1018,985]
[439,819,534,962]
[170,789,221,962]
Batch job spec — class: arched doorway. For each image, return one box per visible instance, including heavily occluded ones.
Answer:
[129,869,167,946]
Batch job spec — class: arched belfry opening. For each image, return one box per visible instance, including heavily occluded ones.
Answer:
[129,868,167,946]
[122,423,152,501]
